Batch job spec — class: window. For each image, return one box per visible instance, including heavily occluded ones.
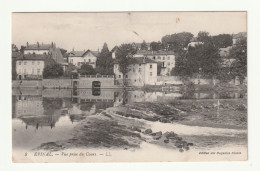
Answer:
[24,61,27,65]
[139,68,142,72]
[125,75,128,78]
[139,64,141,66]
[37,61,40,65]
[37,69,40,75]
[89,59,91,62]
[163,57,165,60]
[78,62,80,66]
[133,68,136,72]
[71,59,73,63]
[158,56,161,60]
[168,56,170,60]
[32,61,35,65]
[153,56,155,60]
[150,64,152,69]
[150,72,152,76]
[167,62,170,66]
[18,61,21,65]
[119,75,121,78]
[84,59,86,62]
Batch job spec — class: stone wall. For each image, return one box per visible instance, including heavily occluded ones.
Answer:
[42,79,72,88]
[12,80,42,88]
[78,75,116,89]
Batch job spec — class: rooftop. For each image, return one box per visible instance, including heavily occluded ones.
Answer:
[24,42,54,50]
[135,50,176,56]
[68,49,100,57]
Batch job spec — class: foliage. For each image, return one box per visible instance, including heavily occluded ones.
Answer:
[96,43,114,75]
[229,37,247,81]
[212,34,233,48]
[115,44,136,85]
[79,64,96,75]
[161,32,194,51]
[43,63,64,79]
[63,63,77,78]
[150,41,162,51]
[140,40,148,50]
[173,43,221,78]
[216,66,233,83]
[197,31,211,43]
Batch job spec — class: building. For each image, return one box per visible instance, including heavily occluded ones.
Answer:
[114,57,157,86]
[16,54,48,80]
[133,50,175,76]
[68,49,99,68]
[24,42,55,55]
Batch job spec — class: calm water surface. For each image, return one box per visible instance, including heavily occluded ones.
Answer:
[12,88,247,151]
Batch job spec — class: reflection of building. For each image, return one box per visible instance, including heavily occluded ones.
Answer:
[15,95,44,117]
[133,50,175,76]
[114,57,157,86]
[68,49,99,68]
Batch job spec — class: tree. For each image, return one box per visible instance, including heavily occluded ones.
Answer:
[140,40,148,50]
[212,34,233,48]
[150,41,162,51]
[229,37,247,82]
[115,44,137,86]
[43,63,64,78]
[79,64,96,75]
[161,32,194,51]
[96,43,114,75]
[173,43,221,79]
[197,31,211,43]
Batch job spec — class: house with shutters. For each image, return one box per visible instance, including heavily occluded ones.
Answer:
[68,49,100,68]
[133,50,176,76]
[114,57,157,86]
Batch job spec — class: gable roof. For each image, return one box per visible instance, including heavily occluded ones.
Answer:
[68,49,100,58]
[49,48,66,64]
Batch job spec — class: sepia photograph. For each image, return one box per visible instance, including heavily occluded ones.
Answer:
[11,12,247,162]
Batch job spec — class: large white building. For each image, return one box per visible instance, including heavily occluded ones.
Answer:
[16,54,46,80]
[114,57,157,86]
[68,50,99,68]
[133,50,176,76]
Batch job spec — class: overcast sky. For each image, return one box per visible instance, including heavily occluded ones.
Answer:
[12,12,246,52]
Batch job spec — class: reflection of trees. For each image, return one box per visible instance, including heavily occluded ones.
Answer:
[80,102,94,111]
[42,98,63,111]
[95,102,114,110]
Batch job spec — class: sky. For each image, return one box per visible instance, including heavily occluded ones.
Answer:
[12,12,247,52]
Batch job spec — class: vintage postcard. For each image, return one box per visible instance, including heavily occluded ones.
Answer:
[12,12,247,162]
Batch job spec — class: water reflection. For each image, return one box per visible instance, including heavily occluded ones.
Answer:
[12,88,246,130]
[12,88,247,151]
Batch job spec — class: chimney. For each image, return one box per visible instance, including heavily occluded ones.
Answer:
[26,42,29,47]
[51,42,54,47]
[37,42,39,48]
